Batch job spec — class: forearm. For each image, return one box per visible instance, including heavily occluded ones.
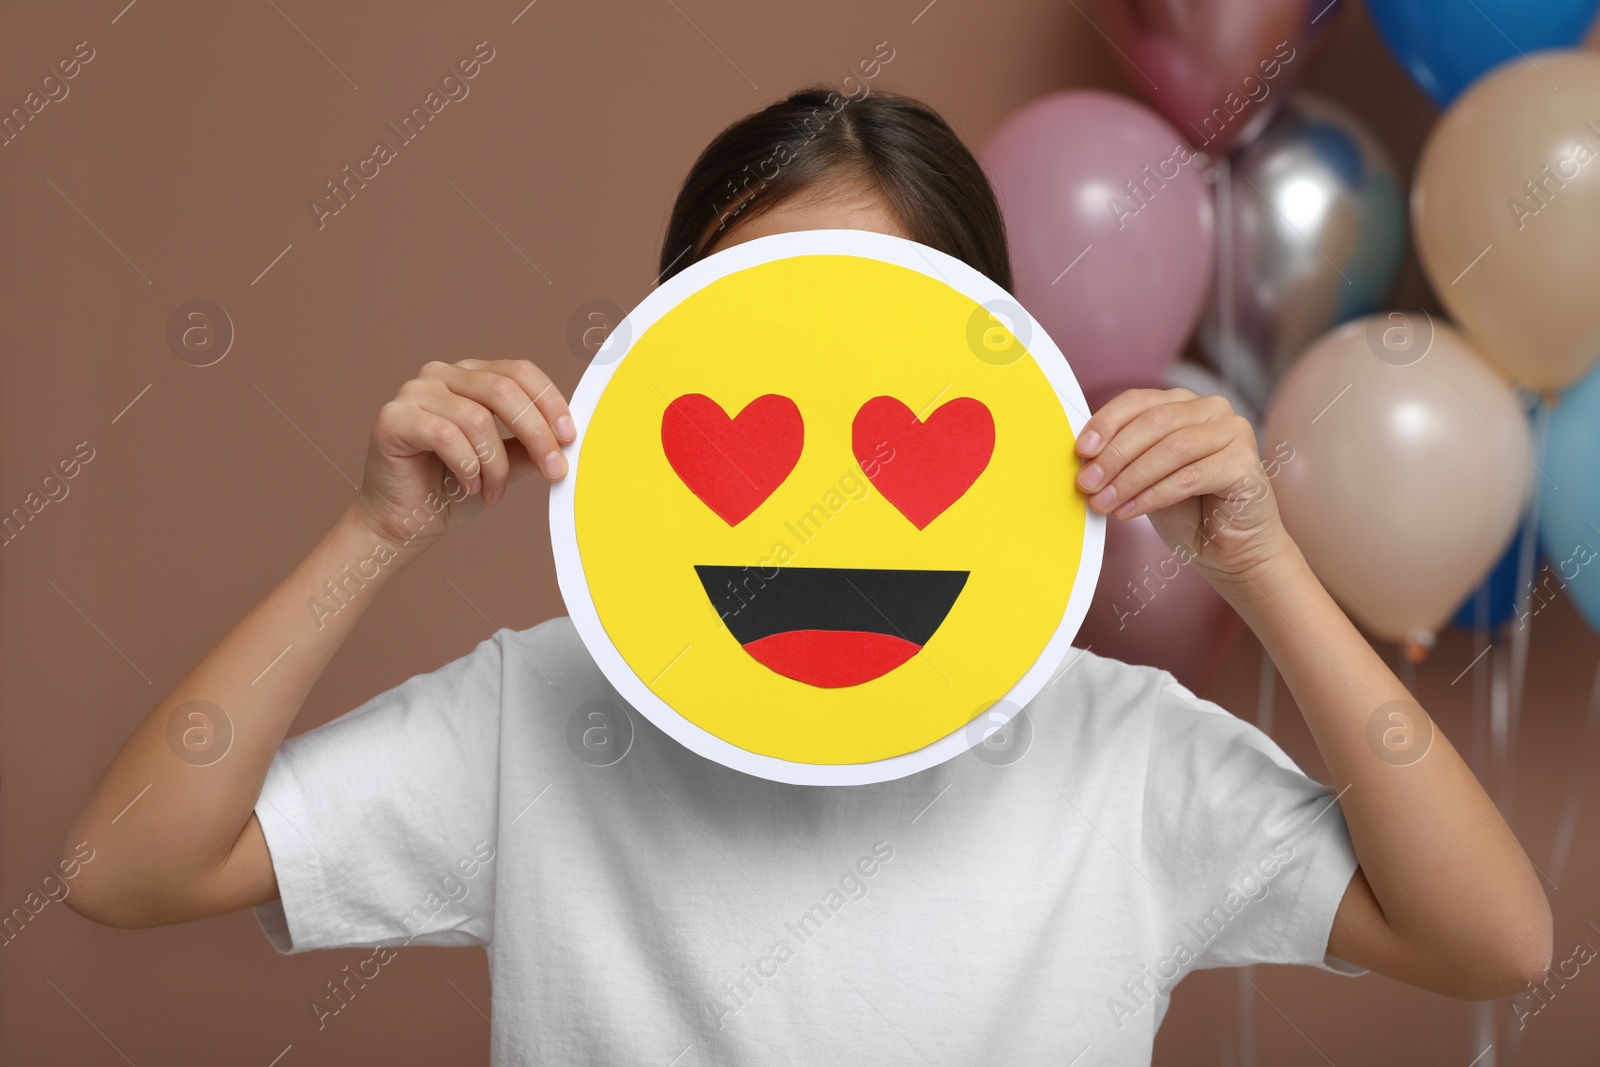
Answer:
[1216,542,1552,985]
[64,504,425,918]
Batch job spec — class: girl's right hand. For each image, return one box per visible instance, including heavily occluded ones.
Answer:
[350,358,576,549]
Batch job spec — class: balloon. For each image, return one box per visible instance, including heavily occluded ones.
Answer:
[1367,0,1600,106]
[982,92,1214,398]
[1075,381,1245,692]
[1264,317,1534,655]
[1092,0,1347,154]
[1199,95,1406,407]
[1414,51,1600,391]
[1449,521,1541,632]
[1076,513,1248,693]
[1538,363,1600,633]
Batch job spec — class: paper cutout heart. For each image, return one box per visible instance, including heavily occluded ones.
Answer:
[662,393,803,525]
[852,396,994,529]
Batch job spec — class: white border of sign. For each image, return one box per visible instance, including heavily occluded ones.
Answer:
[549,229,1105,786]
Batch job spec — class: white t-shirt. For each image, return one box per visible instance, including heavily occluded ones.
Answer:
[253,617,1364,1066]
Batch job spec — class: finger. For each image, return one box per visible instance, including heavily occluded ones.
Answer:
[458,356,575,451]
[466,430,542,495]
[413,390,512,503]
[480,359,576,446]
[498,433,541,488]
[1077,395,1233,498]
[1085,415,1239,514]
[1076,388,1196,458]
[427,361,568,482]
[1113,437,1265,520]
[376,402,484,497]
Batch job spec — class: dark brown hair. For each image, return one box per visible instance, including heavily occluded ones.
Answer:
[658,84,1013,292]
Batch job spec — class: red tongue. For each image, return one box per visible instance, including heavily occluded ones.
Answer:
[741,630,922,688]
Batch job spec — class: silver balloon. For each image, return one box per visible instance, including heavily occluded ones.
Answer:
[1200,94,1406,409]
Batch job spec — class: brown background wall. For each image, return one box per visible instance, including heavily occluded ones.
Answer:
[3,0,1598,1064]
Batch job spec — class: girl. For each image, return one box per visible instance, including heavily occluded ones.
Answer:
[65,86,1550,1065]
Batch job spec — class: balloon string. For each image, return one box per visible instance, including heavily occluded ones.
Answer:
[1256,643,1276,736]
[1237,966,1255,1067]
[1236,644,1274,1067]
[1483,648,1515,1067]
[1465,577,1496,1067]
[1214,155,1268,1067]
[1500,654,1600,1067]
[1467,597,1497,1067]
[1545,657,1600,887]
[1503,398,1551,820]
[1490,641,1512,821]
[1215,154,1236,398]
[1508,397,1550,704]
[1471,586,1491,782]
[1396,646,1417,693]
[1475,1001,1497,1067]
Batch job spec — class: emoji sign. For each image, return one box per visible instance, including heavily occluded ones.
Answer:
[550,229,1103,785]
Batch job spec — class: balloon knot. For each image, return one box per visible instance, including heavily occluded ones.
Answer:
[1402,631,1435,664]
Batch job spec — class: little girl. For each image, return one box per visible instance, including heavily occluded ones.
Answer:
[65,85,1551,1066]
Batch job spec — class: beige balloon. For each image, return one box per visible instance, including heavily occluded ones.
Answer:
[1414,50,1600,391]
[1263,315,1534,654]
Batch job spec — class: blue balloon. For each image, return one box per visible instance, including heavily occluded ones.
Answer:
[1367,0,1600,106]
[1538,364,1600,634]
[1449,520,1539,632]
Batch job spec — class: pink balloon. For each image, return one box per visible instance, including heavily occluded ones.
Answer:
[1093,0,1344,154]
[981,92,1214,398]
[1073,381,1245,693]
[1076,511,1246,694]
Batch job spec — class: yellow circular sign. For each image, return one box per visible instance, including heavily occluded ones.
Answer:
[551,230,1102,784]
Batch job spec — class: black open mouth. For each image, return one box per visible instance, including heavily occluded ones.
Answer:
[695,565,969,688]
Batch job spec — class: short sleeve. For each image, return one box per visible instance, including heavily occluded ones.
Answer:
[1140,674,1365,977]
[251,629,507,955]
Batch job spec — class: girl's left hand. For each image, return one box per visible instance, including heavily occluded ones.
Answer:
[1074,387,1295,592]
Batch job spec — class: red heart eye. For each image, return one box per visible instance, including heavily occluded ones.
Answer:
[661,393,804,525]
[852,396,995,528]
